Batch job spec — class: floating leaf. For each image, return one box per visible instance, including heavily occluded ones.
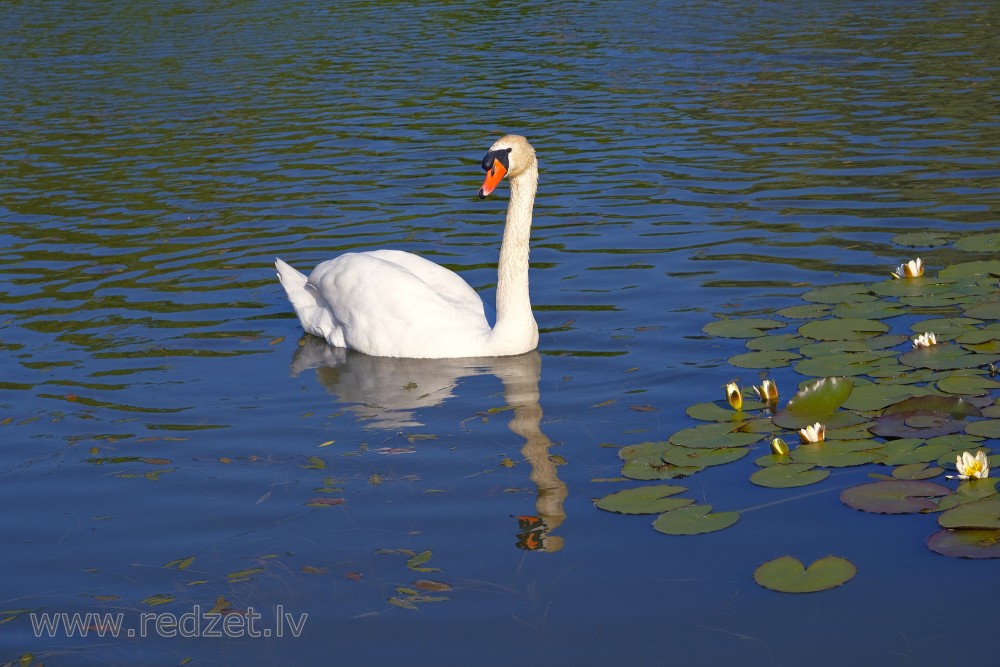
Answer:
[891,462,943,480]
[937,374,1000,396]
[305,497,346,507]
[660,446,749,468]
[750,463,829,488]
[966,419,1000,439]
[892,231,953,248]
[791,440,883,468]
[668,423,761,449]
[652,504,739,535]
[801,284,877,305]
[703,318,785,338]
[794,350,893,378]
[414,579,452,592]
[841,480,951,514]
[729,350,802,369]
[141,593,176,606]
[798,318,889,341]
[301,456,326,470]
[684,402,749,423]
[939,259,1000,279]
[595,485,691,515]
[871,411,968,439]
[963,301,1000,321]
[772,377,853,429]
[882,395,982,418]
[226,567,264,580]
[879,439,955,466]
[901,345,1000,371]
[830,302,905,320]
[746,334,808,351]
[842,384,936,412]
[927,529,1000,559]
[778,303,833,319]
[938,497,1000,529]
[753,555,856,593]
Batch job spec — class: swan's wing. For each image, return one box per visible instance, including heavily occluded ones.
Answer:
[306,251,490,357]
[363,249,483,307]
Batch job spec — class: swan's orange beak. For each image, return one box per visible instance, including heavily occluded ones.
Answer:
[479,161,507,199]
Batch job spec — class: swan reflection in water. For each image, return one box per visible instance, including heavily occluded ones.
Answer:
[290,338,568,552]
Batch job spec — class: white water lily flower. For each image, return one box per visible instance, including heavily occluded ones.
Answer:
[891,257,924,279]
[753,379,779,403]
[725,382,743,411]
[912,332,937,348]
[798,422,825,444]
[947,450,990,480]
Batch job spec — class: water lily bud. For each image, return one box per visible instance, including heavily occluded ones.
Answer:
[891,257,924,279]
[947,450,990,480]
[754,379,778,403]
[725,382,743,411]
[770,437,789,456]
[912,332,937,348]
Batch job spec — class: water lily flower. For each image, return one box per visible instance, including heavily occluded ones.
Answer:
[891,257,924,279]
[947,450,990,480]
[725,382,743,411]
[753,379,779,404]
[798,422,825,444]
[912,332,937,348]
[770,437,789,456]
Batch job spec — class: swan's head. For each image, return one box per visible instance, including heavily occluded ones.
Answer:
[479,135,536,199]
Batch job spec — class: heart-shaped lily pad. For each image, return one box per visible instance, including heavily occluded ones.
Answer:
[750,463,829,488]
[703,318,785,338]
[900,345,1000,371]
[660,446,749,468]
[652,504,740,535]
[801,284,877,305]
[791,440,883,468]
[729,350,802,369]
[937,496,1000,529]
[891,462,943,480]
[595,485,692,515]
[870,411,968,439]
[753,555,857,593]
[841,480,952,514]
[927,529,1000,559]
[772,377,853,429]
[966,419,1000,439]
[668,423,761,449]
[798,318,889,341]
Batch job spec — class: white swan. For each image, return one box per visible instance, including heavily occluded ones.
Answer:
[275,135,539,359]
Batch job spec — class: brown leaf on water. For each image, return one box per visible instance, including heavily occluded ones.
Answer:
[377,447,416,455]
[219,457,231,464]
[413,579,451,592]
[629,404,659,413]
[345,571,363,582]
[269,336,285,346]
[208,596,233,615]
[305,497,345,507]
[500,457,516,468]
[140,457,171,465]
[301,565,327,575]
[301,456,326,469]
[591,399,616,408]
[141,593,175,606]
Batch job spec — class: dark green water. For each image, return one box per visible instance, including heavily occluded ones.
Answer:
[2,1,999,665]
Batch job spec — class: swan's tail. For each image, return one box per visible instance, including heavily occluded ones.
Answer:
[275,258,342,345]
[274,258,314,310]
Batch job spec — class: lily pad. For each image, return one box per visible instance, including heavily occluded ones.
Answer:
[703,318,785,339]
[842,384,936,412]
[954,232,1000,253]
[937,374,1000,396]
[891,462,944,480]
[746,334,808,351]
[750,463,829,488]
[798,318,889,341]
[830,302,906,320]
[801,284,877,305]
[841,480,951,514]
[791,440,883,468]
[939,259,1000,279]
[892,231,953,248]
[870,411,967,439]
[966,420,1000,439]
[668,423,761,449]
[909,317,981,337]
[963,301,1000,321]
[684,401,750,423]
[927,529,1000,559]
[619,442,702,480]
[753,555,856,594]
[772,377,853,429]
[729,350,802,369]
[882,395,982,418]
[794,350,894,378]
[879,438,956,466]
[660,446,749,468]
[652,504,740,535]
[778,303,833,319]
[595,485,692,515]
[900,345,999,371]
[938,496,1000,529]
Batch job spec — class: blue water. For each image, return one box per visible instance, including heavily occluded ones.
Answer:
[1,1,999,665]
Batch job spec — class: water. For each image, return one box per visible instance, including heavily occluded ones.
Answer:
[2,1,999,665]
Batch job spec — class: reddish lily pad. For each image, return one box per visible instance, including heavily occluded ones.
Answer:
[870,411,968,439]
[841,480,951,514]
[927,529,1000,559]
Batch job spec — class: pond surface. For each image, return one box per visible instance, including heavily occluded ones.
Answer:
[2,1,999,665]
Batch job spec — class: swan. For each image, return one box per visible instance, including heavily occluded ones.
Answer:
[274,134,539,359]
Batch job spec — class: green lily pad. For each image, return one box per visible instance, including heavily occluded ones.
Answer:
[937,374,1000,396]
[798,318,889,341]
[660,446,749,468]
[703,318,785,339]
[753,555,857,594]
[966,420,1000,439]
[891,462,943,480]
[939,259,1000,279]
[668,423,761,449]
[830,302,906,320]
[652,504,740,535]
[750,463,829,488]
[746,334,809,351]
[900,345,999,371]
[963,301,1000,320]
[938,496,1000,529]
[879,438,956,466]
[842,384,936,412]
[870,277,954,298]
[954,232,1000,253]
[729,350,801,369]
[909,317,982,337]
[927,529,1000,559]
[892,231,953,248]
[798,340,871,358]
[778,303,833,319]
[801,284,877,305]
[791,440,883,468]
[772,377,854,429]
[684,401,750,423]
[794,350,894,377]
[841,480,951,514]
[619,442,703,480]
[595,485,692,515]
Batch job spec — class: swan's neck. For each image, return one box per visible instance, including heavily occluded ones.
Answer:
[492,164,538,351]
